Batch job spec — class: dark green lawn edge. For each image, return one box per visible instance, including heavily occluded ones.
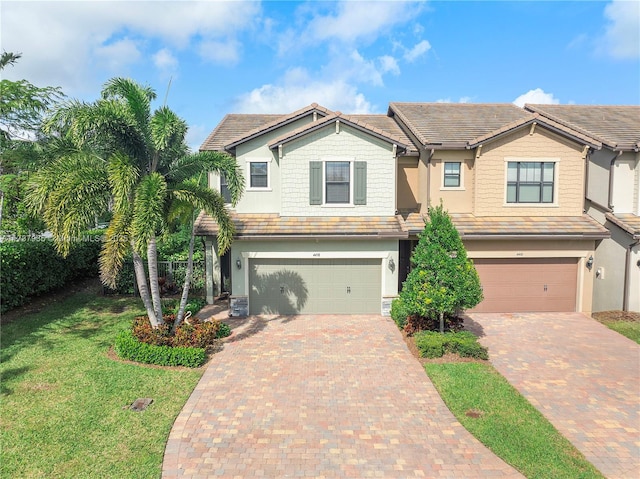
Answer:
[425,362,604,479]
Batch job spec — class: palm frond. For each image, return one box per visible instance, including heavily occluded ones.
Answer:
[26,151,109,256]
[150,106,187,153]
[170,180,235,254]
[131,172,167,252]
[99,210,132,288]
[168,151,244,206]
[101,77,155,131]
[108,152,139,214]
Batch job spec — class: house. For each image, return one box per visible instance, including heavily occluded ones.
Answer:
[524,105,640,312]
[388,103,609,314]
[197,102,612,316]
[195,104,417,316]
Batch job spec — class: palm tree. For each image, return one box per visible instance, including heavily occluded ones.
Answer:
[27,78,243,328]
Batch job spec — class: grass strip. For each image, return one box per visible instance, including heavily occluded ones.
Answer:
[599,320,640,344]
[425,362,604,479]
[0,288,203,478]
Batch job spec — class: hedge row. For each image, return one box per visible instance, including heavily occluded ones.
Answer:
[114,329,206,367]
[0,233,102,312]
[414,330,489,359]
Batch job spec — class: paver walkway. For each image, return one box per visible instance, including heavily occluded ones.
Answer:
[163,314,522,478]
[466,312,640,479]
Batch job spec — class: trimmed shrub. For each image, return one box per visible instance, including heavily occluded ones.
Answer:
[414,331,445,358]
[414,331,488,360]
[0,233,102,312]
[390,298,409,329]
[114,330,206,367]
[216,322,231,339]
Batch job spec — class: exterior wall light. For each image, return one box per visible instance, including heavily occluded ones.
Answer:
[586,255,594,270]
[236,258,242,269]
[388,257,395,272]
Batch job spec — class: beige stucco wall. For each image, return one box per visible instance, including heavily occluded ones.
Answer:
[464,238,596,313]
[429,150,475,213]
[279,124,396,216]
[474,127,585,217]
[397,157,419,212]
[229,238,399,298]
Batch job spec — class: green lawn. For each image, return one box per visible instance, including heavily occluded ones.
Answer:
[425,362,604,479]
[592,311,640,344]
[0,286,203,478]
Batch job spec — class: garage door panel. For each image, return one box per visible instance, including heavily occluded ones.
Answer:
[470,258,577,313]
[249,258,381,315]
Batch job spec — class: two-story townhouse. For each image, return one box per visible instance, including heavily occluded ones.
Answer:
[388,103,609,314]
[525,105,640,312]
[195,104,418,316]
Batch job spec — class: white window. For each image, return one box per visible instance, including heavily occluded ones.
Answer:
[247,159,271,190]
[443,162,461,188]
[325,161,351,204]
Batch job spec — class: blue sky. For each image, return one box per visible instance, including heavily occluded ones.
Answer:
[2,1,639,150]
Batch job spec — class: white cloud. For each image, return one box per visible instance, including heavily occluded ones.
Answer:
[94,37,142,72]
[513,88,560,108]
[233,68,373,114]
[600,0,640,59]
[306,1,424,44]
[1,1,261,94]
[404,40,431,62]
[379,55,400,75]
[153,48,178,73]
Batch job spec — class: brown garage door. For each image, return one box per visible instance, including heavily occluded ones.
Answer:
[470,258,578,313]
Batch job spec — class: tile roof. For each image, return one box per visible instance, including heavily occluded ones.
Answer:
[195,212,408,238]
[199,114,281,151]
[199,103,334,152]
[388,103,531,147]
[404,213,610,239]
[525,104,640,151]
[605,213,640,238]
[267,112,417,153]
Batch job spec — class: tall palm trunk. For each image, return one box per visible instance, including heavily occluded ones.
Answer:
[131,246,161,327]
[147,233,163,320]
[172,222,197,333]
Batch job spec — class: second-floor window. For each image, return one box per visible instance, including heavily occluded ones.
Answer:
[325,161,350,203]
[249,161,269,189]
[507,161,555,203]
[220,174,231,204]
[443,162,461,187]
[309,159,367,206]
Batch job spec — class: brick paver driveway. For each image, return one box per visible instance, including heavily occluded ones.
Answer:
[466,312,640,479]
[163,315,521,478]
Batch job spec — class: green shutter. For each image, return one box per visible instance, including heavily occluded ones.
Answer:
[309,161,322,205]
[354,161,367,205]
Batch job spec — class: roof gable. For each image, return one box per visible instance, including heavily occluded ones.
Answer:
[224,103,333,151]
[525,104,640,151]
[267,112,415,152]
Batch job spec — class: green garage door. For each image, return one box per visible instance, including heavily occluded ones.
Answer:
[249,258,381,315]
